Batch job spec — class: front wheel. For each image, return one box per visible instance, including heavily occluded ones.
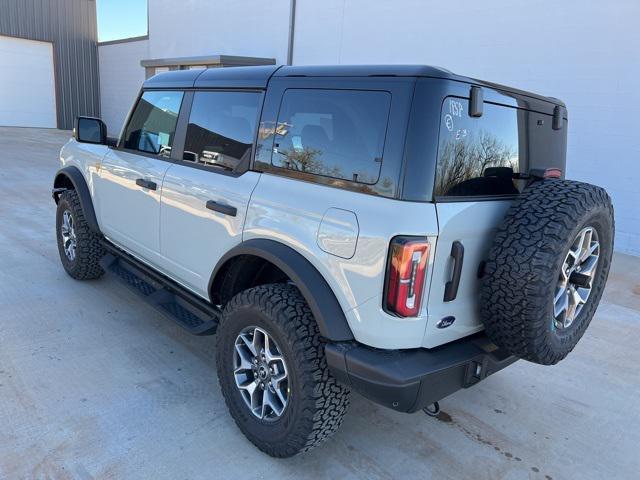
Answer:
[55,190,105,280]
[215,284,350,457]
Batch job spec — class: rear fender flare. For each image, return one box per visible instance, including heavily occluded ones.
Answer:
[209,239,355,342]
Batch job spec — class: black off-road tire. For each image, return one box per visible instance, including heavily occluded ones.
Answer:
[481,179,614,365]
[56,190,105,280]
[215,283,350,457]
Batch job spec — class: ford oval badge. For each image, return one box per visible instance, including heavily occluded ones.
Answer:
[437,316,456,329]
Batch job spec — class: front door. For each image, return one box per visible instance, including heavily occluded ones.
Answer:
[95,90,184,265]
[157,90,263,298]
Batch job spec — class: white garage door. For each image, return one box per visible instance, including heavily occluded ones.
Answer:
[0,35,57,128]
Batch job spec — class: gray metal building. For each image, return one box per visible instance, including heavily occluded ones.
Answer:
[0,0,99,129]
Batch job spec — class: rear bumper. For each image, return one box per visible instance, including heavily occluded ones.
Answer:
[325,333,517,413]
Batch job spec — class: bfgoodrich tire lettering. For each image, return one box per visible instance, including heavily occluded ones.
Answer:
[216,283,350,457]
[481,179,614,365]
[56,190,105,280]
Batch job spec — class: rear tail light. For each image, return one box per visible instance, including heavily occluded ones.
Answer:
[384,236,430,317]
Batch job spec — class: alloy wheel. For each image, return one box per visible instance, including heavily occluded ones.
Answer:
[233,326,289,420]
[553,226,600,330]
[60,210,77,262]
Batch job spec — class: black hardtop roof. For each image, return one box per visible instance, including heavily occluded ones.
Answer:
[142,65,563,106]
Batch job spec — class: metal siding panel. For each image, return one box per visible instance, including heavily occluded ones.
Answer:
[0,0,99,129]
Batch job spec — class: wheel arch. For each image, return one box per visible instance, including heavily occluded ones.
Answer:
[209,239,354,342]
[53,166,100,233]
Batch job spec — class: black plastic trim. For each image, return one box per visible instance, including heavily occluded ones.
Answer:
[553,105,565,130]
[326,333,517,413]
[101,241,220,335]
[135,178,157,190]
[443,241,464,302]
[206,200,237,217]
[209,238,354,341]
[52,166,100,233]
[469,86,483,117]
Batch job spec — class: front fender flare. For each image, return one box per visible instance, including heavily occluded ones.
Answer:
[210,239,355,342]
[53,166,100,233]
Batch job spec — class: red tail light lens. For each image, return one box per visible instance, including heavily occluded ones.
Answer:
[385,237,430,317]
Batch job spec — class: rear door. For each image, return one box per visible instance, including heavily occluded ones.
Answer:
[157,90,263,298]
[95,90,184,265]
[425,96,524,347]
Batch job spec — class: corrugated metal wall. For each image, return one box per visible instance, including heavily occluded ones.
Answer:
[0,0,99,129]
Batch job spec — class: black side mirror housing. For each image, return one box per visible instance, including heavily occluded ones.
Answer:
[74,117,107,145]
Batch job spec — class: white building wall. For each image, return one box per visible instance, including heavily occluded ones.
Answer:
[147,0,290,63]
[294,0,640,255]
[98,38,149,135]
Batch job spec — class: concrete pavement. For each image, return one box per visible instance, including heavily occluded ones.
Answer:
[0,127,638,479]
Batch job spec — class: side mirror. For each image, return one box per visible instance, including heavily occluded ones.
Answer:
[74,117,107,145]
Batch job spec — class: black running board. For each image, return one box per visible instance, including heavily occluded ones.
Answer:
[100,242,220,335]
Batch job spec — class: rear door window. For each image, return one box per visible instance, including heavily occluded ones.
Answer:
[183,91,261,171]
[271,89,391,184]
[435,97,523,198]
[122,91,184,157]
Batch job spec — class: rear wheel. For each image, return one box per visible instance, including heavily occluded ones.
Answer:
[215,283,350,457]
[56,190,105,280]
[481,179,614,365]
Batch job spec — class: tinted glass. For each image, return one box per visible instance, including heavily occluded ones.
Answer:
[271,89,391,184]
[183,91,260,171]
[435,98,522,197]
[77,118,102,143]
[123,91,183,157]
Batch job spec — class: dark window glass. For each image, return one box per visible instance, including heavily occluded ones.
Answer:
[183,91,260,171]
[123,91,183,157]
[435,97,522,197]
[271,89,391,184]
[77,118,103,143]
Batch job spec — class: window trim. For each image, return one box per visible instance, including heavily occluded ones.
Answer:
[257,86,393,189]
[114,88,187,163]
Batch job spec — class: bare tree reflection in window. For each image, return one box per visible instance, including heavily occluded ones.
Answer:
[435,130,517,197]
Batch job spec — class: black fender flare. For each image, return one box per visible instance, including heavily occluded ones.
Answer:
[209,239,355,342]
[52,166,100,233]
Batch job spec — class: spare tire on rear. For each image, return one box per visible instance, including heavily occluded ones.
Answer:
[481,179,614,365]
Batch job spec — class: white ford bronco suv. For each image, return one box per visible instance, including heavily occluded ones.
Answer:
[52,65,614,457]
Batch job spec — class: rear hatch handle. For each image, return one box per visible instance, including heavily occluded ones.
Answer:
[443,241,464,302]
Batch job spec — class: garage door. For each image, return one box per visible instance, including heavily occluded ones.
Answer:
[0,35,56,128]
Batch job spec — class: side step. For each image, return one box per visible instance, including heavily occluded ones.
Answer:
[100,244,220,335]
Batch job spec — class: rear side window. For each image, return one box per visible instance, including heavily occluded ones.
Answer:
[271,89,391,184]
[183,91,261,171]
[435,97,522,198]
[123,91,184,157]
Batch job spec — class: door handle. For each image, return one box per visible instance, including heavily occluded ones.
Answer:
[206,200,237,217]
[443,241,464,302]
[135,178,157,191]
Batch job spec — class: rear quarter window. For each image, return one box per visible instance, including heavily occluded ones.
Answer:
[271,89,391,185]
[435,97,523,198]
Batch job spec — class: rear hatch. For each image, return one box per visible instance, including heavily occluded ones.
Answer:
[422,89,568,348]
